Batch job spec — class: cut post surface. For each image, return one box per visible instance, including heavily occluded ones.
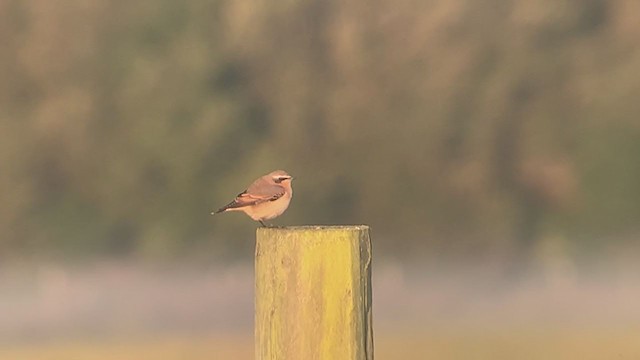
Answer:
[255,225,373,360]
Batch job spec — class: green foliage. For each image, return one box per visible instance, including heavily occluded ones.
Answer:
[0,0,638,260]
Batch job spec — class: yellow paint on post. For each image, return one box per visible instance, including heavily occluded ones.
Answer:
[255,226,374,360]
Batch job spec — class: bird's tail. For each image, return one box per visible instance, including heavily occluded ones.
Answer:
[211,206,227,215]
[211,201,241,215]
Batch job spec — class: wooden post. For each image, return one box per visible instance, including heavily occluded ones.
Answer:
[255,226,374,360]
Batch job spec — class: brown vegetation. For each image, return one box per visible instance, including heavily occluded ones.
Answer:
[0,0,638,264]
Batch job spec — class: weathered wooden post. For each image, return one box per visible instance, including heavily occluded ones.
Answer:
[255,226,374,360]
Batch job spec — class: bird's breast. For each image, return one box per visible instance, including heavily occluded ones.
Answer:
[243,195,291,221]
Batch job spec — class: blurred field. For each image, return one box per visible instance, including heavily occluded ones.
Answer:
[1,261,639,359]
[1,328,639,360]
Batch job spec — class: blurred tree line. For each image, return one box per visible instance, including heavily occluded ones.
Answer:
[0,0,639,263]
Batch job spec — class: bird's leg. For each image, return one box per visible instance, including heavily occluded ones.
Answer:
[258,220,276,228]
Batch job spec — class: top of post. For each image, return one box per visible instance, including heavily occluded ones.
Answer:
[257,225,369,233]
[256,225,370,238]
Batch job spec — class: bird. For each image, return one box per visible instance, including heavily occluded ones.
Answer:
[212,170,294,227]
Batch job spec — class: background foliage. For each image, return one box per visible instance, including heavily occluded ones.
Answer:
[1,0,639,264]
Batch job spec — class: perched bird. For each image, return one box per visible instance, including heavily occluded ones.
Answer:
[212,170,294,226]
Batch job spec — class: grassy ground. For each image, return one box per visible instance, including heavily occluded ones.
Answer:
[1,327,639,360]
[3,262,640,359]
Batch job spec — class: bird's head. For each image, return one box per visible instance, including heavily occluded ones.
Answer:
[270,170,294,184]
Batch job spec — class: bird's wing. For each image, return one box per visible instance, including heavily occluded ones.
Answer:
[214,184,284,213]
[241,183,285,203]
[245,176,286,199]
[213,175,286,214]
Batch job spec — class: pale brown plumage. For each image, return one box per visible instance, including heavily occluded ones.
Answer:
[213,170,294,226]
